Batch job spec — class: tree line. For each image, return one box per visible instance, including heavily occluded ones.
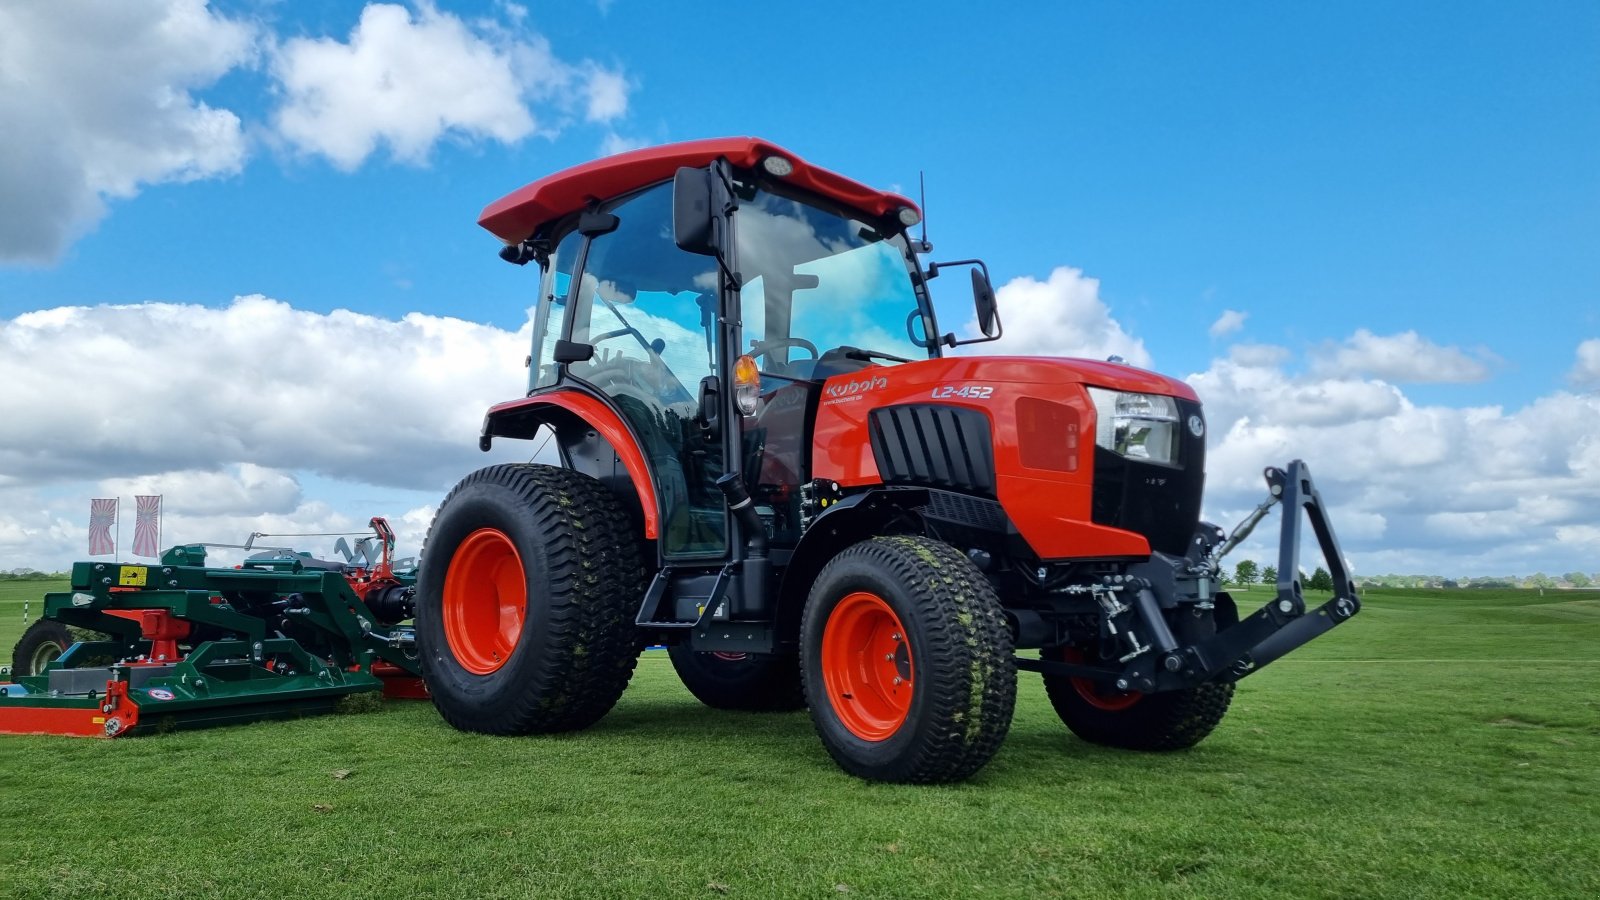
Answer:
[1221,561,1599,591]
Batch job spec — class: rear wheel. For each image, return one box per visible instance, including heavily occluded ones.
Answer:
[11,619,74,676]
[416,464,645,734]
[1042,646,1234,751]
[667,646,805,711]
[801,536,1016,783]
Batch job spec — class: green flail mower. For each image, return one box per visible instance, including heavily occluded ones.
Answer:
[0,518,425,738]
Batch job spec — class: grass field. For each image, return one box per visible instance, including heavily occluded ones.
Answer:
[2,581,1597,898]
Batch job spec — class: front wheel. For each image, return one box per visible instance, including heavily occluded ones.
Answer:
[801,536,1016,783]
[1042,646,1234,751]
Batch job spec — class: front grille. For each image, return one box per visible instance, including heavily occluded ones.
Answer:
[869,405,996,496]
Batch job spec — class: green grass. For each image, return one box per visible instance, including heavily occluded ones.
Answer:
[2,586,1598,898]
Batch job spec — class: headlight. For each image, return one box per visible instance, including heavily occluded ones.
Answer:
[1086,388,1182,466]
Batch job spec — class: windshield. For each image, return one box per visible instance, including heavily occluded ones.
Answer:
[735,183,935,378]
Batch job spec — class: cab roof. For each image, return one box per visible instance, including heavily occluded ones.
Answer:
[477,137,920,243]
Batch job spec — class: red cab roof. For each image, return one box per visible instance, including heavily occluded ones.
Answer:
[478,137,919,243]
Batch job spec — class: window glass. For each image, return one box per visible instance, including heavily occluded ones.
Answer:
[736,187,931,378]
[529,229,582,390]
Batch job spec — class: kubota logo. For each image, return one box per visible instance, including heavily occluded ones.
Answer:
[825,375,889,399]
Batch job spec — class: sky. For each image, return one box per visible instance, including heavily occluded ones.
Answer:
[1,0,1597,577]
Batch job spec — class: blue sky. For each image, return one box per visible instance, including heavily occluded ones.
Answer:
[1,0,1597,575]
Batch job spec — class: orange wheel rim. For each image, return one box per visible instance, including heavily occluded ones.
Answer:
[442,528,527,675]
[821,591,913,741]
[1063,646,1141,712]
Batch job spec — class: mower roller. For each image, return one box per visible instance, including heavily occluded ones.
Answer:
[0,518,424,737]
[411,137,1364,783]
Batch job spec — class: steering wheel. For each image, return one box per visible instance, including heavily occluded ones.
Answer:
[748,337,819,361]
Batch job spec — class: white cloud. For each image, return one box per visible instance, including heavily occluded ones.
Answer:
[1309,328,1494,383]
[270,2,632,169]
[1569,338,1600,389]
[100,464,304,517]
[963,267,1152,367]
[1191,350,1600,574]
[0,0,258,262]
[1209,309,1247,338]
[0,296,533,491]
[584,69,630,122]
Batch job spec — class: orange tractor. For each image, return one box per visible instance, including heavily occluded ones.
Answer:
[415,138,1359,782]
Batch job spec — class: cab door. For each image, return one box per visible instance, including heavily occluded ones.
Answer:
[561,182,728,558]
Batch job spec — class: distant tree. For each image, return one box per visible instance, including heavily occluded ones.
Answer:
[1261,565,1278,585]
[1233,560,1259,588]
[1527,572,1555,590]
[1564,572,1591,588]
[1308,567,1334,591]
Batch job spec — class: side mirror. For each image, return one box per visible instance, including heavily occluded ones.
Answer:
[552,339,595,364]
[673,166,715,256]
[933,259,1004,347]
[972,267,1000,338]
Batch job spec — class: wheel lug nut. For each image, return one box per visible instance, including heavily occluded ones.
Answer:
[884,653,895,661]
[892,633,902,641]
[893,677,903,685]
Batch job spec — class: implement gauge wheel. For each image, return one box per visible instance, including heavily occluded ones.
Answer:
[668,646,805,711]
[801,536,1016,783]
[11,619,74,676]
[416,464,645,734]
[1042,645,1235,751]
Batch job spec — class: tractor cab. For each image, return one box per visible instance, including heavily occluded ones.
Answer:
[483,139,988,562]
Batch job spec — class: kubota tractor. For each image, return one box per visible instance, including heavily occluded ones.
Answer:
[416,138,1360,783]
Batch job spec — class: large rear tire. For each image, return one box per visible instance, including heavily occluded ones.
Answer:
[668,645,805,711]
[1042,646,1234,751]
[801,536,1016,783]
[416,464,645,734]
[11,619,74,676]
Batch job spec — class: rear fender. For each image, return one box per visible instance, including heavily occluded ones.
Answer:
[480,392,660,540]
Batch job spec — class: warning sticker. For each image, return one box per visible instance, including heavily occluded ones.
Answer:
[117,566,147,587]
[146,688,175,701]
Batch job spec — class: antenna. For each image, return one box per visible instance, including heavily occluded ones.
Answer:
[918,170,930,252]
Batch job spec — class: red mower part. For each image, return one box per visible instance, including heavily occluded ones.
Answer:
[373,661,430,700]
[821,591,914,741]
[137,609,192,664]
[442,528,527,675]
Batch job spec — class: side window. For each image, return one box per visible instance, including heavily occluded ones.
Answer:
[570,184,719,401]
[529,229,582,390]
